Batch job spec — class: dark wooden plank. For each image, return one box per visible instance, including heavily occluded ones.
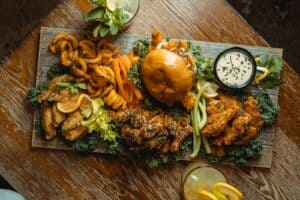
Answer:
[0,0,299,199]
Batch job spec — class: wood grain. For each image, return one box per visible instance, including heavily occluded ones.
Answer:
[32,27,283,169]
[0,0,299,199]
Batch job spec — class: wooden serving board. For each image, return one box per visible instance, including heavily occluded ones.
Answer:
[32,27,283,168]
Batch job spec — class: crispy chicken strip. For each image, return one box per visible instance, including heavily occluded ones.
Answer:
[41,103,56,140]
[233,97,264,145]
[202,105,241,137]
[52,103,66,127]
[39,75,74,102]
[62,111,87,141]
[63,126,87,141]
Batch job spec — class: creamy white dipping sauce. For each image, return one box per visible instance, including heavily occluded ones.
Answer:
[215,50,255,88]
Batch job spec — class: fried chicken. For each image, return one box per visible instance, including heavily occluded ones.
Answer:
[41,103,57,140]
[62,111,88,141]
[233,97,264,145]
[202,94,241,137]
[39,75,74,102]
[39,75,89,141]
[203,94,264,157]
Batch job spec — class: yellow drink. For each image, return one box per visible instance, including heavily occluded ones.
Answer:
[182,162,226,200]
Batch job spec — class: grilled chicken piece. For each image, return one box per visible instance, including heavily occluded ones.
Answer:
[63,126,87,141]
[46,89,72,102]
[143,135,168,150]
[170,126,193,152]
[52,103,66,127]
[41,103,56,140]
[112,108,192,154]
[62,111,87,141]
[39,75,74,103]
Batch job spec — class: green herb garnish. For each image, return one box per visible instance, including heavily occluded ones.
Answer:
[27,81,49,107]
[70,132,100,152]
[85,1,131,37]
[189,43,215,81]
[256,55,284,90]
[253,93,279,126]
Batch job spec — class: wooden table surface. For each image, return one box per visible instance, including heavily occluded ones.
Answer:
[0,0,299,199]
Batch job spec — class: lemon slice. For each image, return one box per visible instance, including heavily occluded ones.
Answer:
[57,94,92,114]
[213,182,243,200]
[203,82,219,98]
[212,190,228,200]
[105,0,124,11]
[196,81,219,98]
[197,189,218,200]
[80,95,93,118]
[254,66,269,83]
[183,165,226,200]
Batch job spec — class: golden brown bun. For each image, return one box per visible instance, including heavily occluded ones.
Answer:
[142,49,194,106]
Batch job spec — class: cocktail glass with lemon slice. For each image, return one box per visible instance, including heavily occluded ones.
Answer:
[182,161,243,200]
[108,0,140,28]
[78,0,140,28]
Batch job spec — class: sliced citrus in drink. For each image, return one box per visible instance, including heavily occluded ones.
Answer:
[57,94,92,114]
[212,190,228,200]
[197,189,218,200]
[213,182,243,200]
[105,0,124,11]
[183,165,226,200]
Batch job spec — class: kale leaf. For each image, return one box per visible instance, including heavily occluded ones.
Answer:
[47,64,69,80]
[253,93,279,125]
[189,43,215,81]
[256,55,284,90]
[105,122,128,155]
[142,136,193,168]
[27,64,69,107]
[70,132,100,152]
[128,64,143,90]
[128,39,150,91]
[205,137,263,165]
[27,80,49,107]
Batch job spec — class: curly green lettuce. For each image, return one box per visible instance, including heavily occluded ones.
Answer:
[81,98,117,142]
